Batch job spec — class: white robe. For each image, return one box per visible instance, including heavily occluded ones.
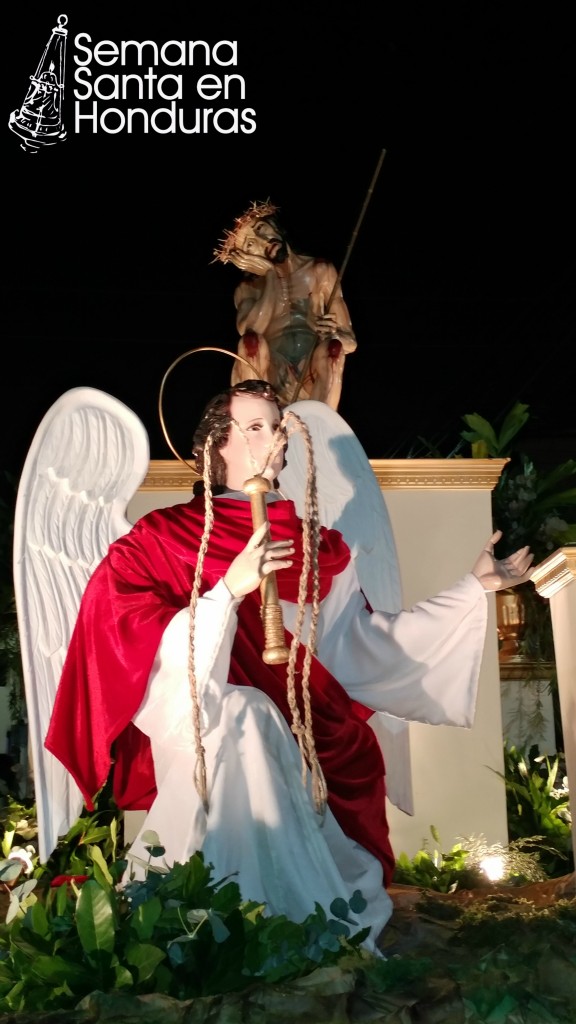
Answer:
[127,559,487,952]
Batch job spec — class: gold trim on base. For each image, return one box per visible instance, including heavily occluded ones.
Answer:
[141,458,510,492]
[499,660,556,681]
[142,461,200,490]
[369,458,509,490]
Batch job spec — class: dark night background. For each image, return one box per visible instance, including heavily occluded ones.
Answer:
[2,3,575,485]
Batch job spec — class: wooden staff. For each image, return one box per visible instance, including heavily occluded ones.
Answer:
[325,147,386,314]
[290,147,387,403]
[243,474,290,664]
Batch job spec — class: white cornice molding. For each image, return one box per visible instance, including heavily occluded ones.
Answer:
[532,547,576,598]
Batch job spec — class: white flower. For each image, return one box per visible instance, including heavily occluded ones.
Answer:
[7,845,36,875]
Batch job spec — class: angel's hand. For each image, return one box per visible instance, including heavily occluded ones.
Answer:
[472,529,535,591]
[228,249,273,276]
[224,521,295,598]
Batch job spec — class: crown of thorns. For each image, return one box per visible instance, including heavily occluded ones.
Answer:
[212,199,279,263]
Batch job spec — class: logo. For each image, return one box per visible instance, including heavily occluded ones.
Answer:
[8,14,258,147]
[9,14,68,153]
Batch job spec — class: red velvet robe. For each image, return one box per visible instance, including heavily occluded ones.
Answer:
[45,495,395,885]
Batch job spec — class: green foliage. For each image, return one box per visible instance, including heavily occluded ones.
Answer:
[495,745,573,877]
[460,401,531,458]
[0,791,123,888]
[0,825,370,1015]
[459,401,576,560]
[0,796,574,1021]
[391,803,567,894]
[460,402,576,684]
[399,741,575,890]
[492,451,576,564]
[392,825,487,893]
[38,806,122,886]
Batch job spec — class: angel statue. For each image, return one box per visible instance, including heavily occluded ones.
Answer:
[14,381,534,955]
[213,201,357,410]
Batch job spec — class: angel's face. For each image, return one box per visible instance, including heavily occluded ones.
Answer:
[220,394,286,490]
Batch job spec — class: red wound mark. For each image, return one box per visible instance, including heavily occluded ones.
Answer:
[242,330,259,358]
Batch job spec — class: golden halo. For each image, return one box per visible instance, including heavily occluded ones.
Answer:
[158,346,263,470]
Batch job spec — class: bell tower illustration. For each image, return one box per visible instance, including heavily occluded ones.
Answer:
[9,14,68,152]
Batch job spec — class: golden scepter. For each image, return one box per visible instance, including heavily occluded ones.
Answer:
[243,474,290,664]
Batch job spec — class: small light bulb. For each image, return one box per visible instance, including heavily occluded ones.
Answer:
[480,854,506,882]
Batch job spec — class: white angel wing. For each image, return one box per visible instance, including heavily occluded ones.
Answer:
[13,387,150,862]
[278,399,414,814]
[279,400,401,612]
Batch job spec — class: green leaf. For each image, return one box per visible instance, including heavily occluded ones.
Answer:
[1,826,16,858]
[531,489,576,517]
[326,918,350,939]
[6,880,37,924]
[471,440,490,458]
[141,829,162,846]
[140,829,166,858]
[130,894,163,941]
[10,934,52,964]
[89,844,114,888]
[538,459,576,493]
[348,889,368,914]
[206,909,231,943]
[26,954,94,987]
[461,402,531,458]
[497,402,531,451]
[0,860,23,884]
[125,940,165,982]
[0,978,25,1013]
[112,963,135,989]
[329,897,353,921]
[27,899,49,940]
[75,879,116,956]
[461,414,499,454]
[55,882,69,917]
[0,962,17,984]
